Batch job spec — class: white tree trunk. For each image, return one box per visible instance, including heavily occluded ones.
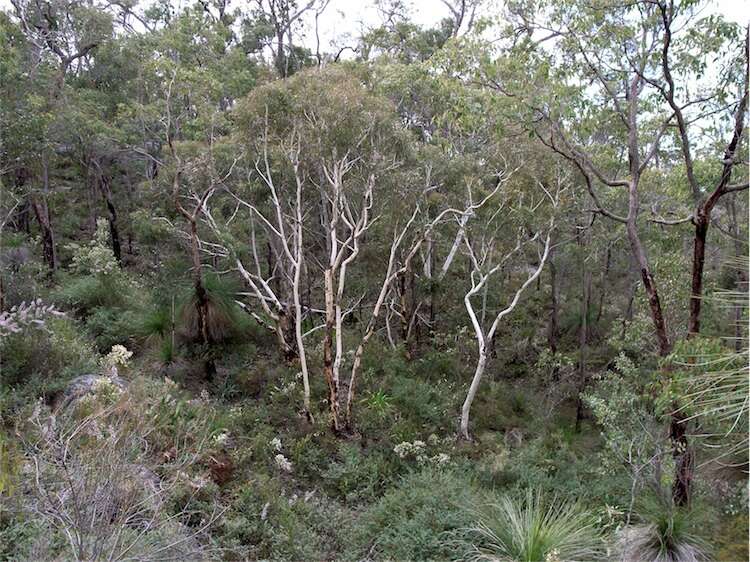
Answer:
[460,348,487,440]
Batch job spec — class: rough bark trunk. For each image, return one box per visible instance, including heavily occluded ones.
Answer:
[575,237,591,433]
[626,222,671,356]
[688,211,709,336]
[100,175,122,264]
[670,409,694,507]
[727,197,747,352]
[547,246,559,357]
[189,220,214,381]
[275,31,286,77]
[597,245,611,322]
[275,309,297,363]
[31,195,57,271]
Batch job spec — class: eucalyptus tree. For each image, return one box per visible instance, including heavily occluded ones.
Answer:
[248,0,328,77]
[5,0,114,270]
[463,0,745,504]
[638,3,748,336]
[132,1,259,378]
[209,68,411,428]
[458,167,560,440]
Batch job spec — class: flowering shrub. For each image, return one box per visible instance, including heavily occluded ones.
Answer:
[393,440,427,460]
[393,439,451,466]
[274,454,293,473]
[66,219,118,277]
[214,431,230,446]
[0,299,64,338]
[100,344,133,370]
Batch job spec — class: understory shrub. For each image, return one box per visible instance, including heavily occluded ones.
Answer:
[353,467,479,561]
[0,312,97,412]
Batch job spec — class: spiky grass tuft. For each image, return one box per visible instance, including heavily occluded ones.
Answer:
[455,488,604,562]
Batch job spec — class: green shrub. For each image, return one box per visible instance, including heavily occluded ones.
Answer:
[83,306,141,352]
[354,467,479,561]
[222,476,352,561]
[321,442,400,503]
[471,380,535,433]
[0,315,98,411]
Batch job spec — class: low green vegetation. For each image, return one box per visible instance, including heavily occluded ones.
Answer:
[1,0,747,559]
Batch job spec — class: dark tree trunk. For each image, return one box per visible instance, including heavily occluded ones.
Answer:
[189,220,214,381]
[277,308,297,363]
[15,199,31,234]
[31,196,57,271]
[626,222,671,356]
[688,211,710,336]
[597,245,611,322]
[727,196,747,351]
[575,230,591,433]
[670,409,694,507]
[13,169,31,234]
[275,31,286,77]
[100,174,122,264]
[547,245,559,356]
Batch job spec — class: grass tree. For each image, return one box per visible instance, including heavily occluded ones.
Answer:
[456,488,604,562]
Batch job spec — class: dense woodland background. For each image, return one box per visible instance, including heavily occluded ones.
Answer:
[0,0,748,560]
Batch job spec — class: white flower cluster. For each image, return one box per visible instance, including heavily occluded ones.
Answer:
[393,439,450,466]
[274,453,293,473]
[432,453,450,465]
[101,344,133,369]
[269,437,282,451]
[279,380,297,395]
[92,377,122,396]
[67,219,118,276]
[0,299,64,337]
[214,431,230,446]
[393,440,426,459]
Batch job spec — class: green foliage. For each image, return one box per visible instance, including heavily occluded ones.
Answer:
[0,316,98,410]
[221,476,352,561]
[178,272,251,344]
[321,442,400,503]
[618,493,711,562]
[0,0,747,557]
[455,488,605,562]
[355,467,480,561]
[583,354,668,485]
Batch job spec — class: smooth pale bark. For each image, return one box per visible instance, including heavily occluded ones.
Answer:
[344,190,502,430]
[322,269,340,431]
[460,232,552,440]
[292,166,312,420]
[318,159,372,432]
